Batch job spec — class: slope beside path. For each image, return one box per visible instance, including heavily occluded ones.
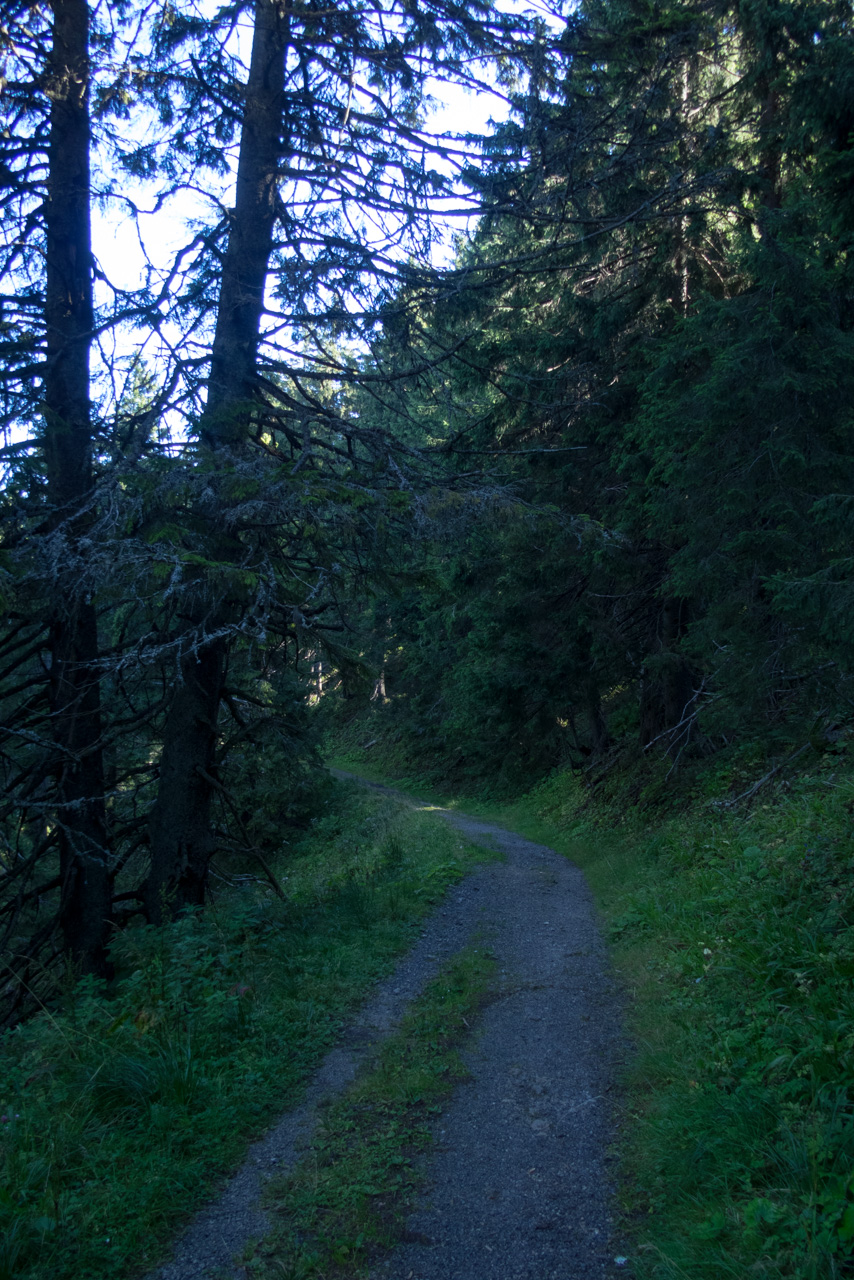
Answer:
[148,774,627,1280]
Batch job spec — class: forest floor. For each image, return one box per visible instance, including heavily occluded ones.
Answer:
[149,773,627,1280]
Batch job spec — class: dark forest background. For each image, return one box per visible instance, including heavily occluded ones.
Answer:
[348,0,854,797]
[2,0,853,1002]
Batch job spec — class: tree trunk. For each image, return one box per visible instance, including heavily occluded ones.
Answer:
[639,597,696,754]
[144,644,225,919]
[586,682,611,757]
[203,0,289,443]
[44,0,111,974]
[145,0,288,920]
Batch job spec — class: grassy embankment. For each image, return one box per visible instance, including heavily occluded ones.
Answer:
[331,740,854,1280]
[0,781,496,1280]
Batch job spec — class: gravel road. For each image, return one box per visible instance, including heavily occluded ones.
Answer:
[146,775,626,1280]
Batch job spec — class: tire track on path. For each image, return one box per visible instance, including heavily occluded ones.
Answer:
[147,773,626,1280]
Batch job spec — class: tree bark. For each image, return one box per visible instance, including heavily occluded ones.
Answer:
[145,0,288,921]
[144,644,225,919]
[44,0,111,973]
[586,682,611,757]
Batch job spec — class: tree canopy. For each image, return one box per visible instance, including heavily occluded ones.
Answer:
[0,0,852,1007]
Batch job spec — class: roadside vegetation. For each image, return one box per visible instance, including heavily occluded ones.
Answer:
[0,782,490,1280]
[332,737,854,1280]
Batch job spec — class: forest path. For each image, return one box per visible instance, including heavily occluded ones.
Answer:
[353,776,626,1280]
[147,774,625,1280]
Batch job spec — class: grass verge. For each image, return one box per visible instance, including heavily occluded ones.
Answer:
[0,779,494,1280]
[250,945,496,1279]
[330,747,854,1279]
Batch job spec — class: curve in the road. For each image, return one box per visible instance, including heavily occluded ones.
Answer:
[148,774,627,1280]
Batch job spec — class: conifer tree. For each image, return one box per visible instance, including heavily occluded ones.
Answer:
[349,0,854,780]
[140,0,542,915]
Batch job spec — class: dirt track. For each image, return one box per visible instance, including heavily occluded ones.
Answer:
[148,774,627,1280]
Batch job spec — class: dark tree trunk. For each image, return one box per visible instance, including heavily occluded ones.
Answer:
[578,631,610,757]
[757,82,782,212]
[586,683,611,757]
[203,0,289,443]
[144,644,225,920]
[639,597,696,754]
[44,0,111,973]
[145,0,288,920]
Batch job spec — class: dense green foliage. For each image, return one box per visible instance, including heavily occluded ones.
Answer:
[4,0,851,982]
[3,0,854,1274]
[612,781,854,1278]
[0,0,539,994]
[342,0,854,792]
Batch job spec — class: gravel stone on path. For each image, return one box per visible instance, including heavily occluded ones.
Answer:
[146,775,627,1280]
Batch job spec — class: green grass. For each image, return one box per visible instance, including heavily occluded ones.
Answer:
[0,780,494,1280]
[250,945,496,1279]
[330,746,854,1279]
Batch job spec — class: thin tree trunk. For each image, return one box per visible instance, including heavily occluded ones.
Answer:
[145,0,288,922]
[757,82,782,212]
[586,682,610,757]
[44,0,111,973]
[639,597,696,754]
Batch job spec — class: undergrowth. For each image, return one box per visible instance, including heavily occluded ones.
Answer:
[331,742,854,1279]
[252,946,496,1279]
[0,781,490,1280]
